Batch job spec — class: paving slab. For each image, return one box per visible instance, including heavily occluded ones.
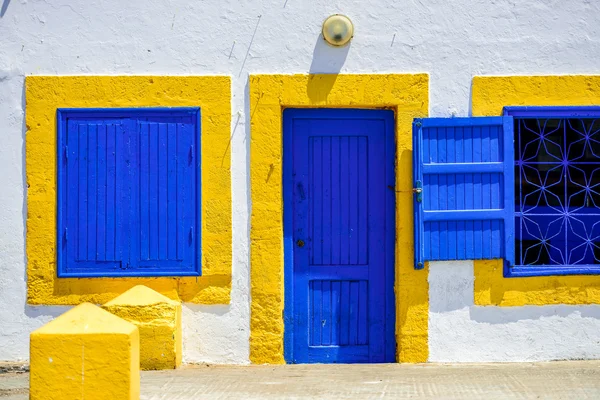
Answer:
[1,360,600,399]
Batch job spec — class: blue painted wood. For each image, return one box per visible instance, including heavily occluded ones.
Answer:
[412,117,515,270]
[56,108,201,277]
[283,108,395,364]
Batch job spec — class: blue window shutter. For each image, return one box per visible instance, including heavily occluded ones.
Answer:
[131,116,199,274]
[412,117,515,269]
[57,108,201,277]
[59,117,130,275]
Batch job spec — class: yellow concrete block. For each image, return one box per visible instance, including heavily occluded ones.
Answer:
[30,303,140,400]
[103,285,182,370]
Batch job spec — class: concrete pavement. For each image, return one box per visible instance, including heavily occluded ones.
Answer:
[2,360,600,399]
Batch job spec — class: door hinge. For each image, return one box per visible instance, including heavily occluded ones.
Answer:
[189,144,194,164]
[64,146,68,161]
[189,226,194,243]
[64,227,68,242]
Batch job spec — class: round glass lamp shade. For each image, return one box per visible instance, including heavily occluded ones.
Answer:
[322,14,354,47]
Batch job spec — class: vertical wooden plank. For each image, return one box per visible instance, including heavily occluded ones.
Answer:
[473,121,483,259]
[167,122,178,260]
[430,127,438,163]
[491,170,501,258]
[77,123,87,261]
[474,171,483,259]
[340,137,350,265]
[176,122,186,261]
[66,120,79,266]
[87,123,97,260]
[349,281,359,345]
[321,281,332,345]
[322,137,332,265]
[482,172,492,258]
[158,123,168,260]
[430,173,439,259]
[490,125,500,162]
[455,127,466,259]
[447,126,455,163]
[446,126,457,258]
[106,124,116,261]
[312,137,323,265]
[473,126,482,163]
[492,220,501,258]
[331,281,341,345]
[464,129,474,259]
[358,137,368,265]
[481,125,491,162]
[149,122,159,260]
[331,138,341,265]
[358,281,368,345]
[127,118,140,269]
[465,220,475,259]
[439,172,448,259]
[96,124,107,261]
[438,126,447,165]
[139,122,150,261]
[115,122,128,265]
[311,281,322,346]
[340,280,350,345]
[349,137,359,264]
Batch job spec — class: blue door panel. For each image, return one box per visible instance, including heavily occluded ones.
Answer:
[57,108,201,278]
[413,117,515,269]
[284,108,395,364]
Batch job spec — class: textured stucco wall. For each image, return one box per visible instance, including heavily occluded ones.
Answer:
[1,0,600,363]
[429,261,600,362]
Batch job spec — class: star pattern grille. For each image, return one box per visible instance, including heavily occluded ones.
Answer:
[516,118,600,267]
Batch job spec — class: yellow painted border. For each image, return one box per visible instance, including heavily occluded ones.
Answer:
[472,75,600,306]
[249,74,429,363]
[26,76,232,305]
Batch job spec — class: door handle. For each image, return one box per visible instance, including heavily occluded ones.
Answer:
[296,239,305,248]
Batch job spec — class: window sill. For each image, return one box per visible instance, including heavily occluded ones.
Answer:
[505,265,600,277]
[57,270,202,278]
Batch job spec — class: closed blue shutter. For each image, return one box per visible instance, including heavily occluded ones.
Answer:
[412,117,515,269]
[57,108,200,277]
[59,117,130,275]
[132,116,199,274]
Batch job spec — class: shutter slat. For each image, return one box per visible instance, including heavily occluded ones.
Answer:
[413,117,515,269]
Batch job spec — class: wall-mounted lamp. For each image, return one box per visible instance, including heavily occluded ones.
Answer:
[322,14,354,47]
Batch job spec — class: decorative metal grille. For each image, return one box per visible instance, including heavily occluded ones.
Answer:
[515,117,600,268]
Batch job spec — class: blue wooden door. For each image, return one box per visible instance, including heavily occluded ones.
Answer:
[284,109,395,363]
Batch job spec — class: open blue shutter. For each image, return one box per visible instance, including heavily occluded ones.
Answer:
[131,116,199,275]
[59,117,130,276]
[412,117,515,269]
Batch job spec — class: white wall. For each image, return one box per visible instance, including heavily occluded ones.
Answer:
[428,261,600,362]
[1,0,600,362]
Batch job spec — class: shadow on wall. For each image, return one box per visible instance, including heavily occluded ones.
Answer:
[307,35,350,103]
[1,0,10,17]
[24,305,70,319]
[469,305,600,324]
